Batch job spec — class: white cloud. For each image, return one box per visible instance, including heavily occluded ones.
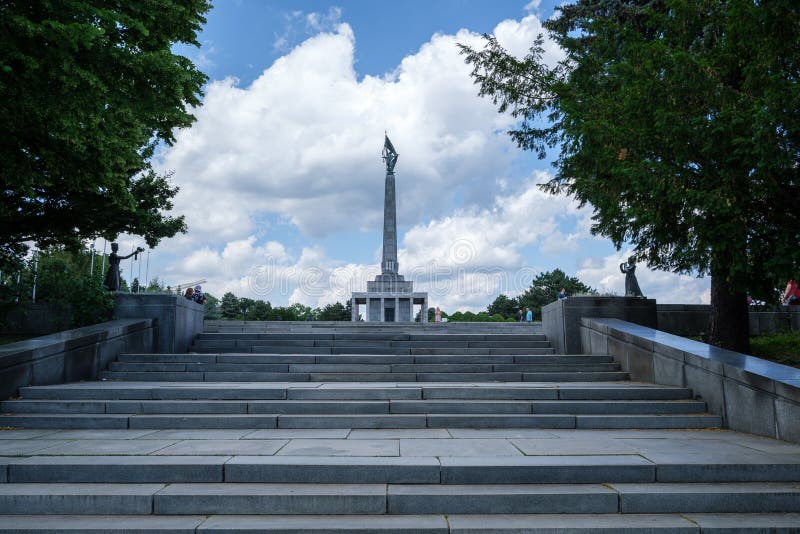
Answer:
[157,14,561,254]
[576,250,710,304]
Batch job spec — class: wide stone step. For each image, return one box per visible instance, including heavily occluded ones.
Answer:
[0,483,797,516]
[228,346,558,355]
[195,333,549,342]
[0,399,706,415]
[7,455,800,485]
[107,362,621,374]
[17,384,695,401]
[118,353,613,364]
[96,370,630,382]
[5,512,799,532]
[0,412,722,429]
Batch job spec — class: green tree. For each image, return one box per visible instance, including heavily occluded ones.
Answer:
[2,247,113,327]
[250,300,272,321]
[203,293,221,320]
[145,277,165,293]
[220,292,239,320]
[517,269,594,321]
[239,298,256,321]
[317,301,350,321]
[486,294,519,319]
[0,1,211,259]
[460,0,800,352]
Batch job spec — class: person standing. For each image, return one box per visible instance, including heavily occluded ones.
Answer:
[434,307,442,323]
[525,307,532,323]
[557,288,567,300]
[782,279,800,305]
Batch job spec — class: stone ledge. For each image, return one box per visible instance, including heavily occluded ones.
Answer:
[580,317,800,444]
[0,319,155,400]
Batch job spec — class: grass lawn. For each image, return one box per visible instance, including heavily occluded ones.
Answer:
[749,331,800,368]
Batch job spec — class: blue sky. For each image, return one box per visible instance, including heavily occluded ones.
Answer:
[121,0,711,310]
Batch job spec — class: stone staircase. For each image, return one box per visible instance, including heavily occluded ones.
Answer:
[0,321,798,532]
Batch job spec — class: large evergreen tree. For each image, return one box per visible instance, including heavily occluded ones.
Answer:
[0,0,211,259]
[460,1,800,351]
[517,269,594,321]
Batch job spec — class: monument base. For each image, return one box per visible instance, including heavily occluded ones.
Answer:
[351,291,428,322]
[541,296,657,354]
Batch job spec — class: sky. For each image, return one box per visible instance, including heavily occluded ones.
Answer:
[113,0,711,311]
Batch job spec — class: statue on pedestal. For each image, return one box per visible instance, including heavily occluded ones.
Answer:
[620,256,643,297]
[103,242,144,291]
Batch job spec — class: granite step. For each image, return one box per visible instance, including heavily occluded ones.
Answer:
[195,333,549,342]
[17,384,695,401]
[6,455,800,485]
[106,362,622,374]
[0,412,722,429]
[117,353,614,364]
[0,399,707,415]
[0,483,797,516]
[6,512,799,533]
[95,371,629,382]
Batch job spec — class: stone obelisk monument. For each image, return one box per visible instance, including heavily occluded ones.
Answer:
[351,136,428,322]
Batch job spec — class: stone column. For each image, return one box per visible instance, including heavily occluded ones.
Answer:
[395,297,400,322]
[380,298,385,322]
[351,298,357,322]
[422,296,428,323]
[365,298,370,323]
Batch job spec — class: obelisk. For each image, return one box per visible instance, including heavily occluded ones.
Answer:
[351,135,427,321]
[381,135,399,276]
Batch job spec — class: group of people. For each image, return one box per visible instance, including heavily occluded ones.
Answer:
[183,285,207,305]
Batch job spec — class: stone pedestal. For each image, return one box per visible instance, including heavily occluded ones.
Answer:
[542,296,657,354]
[114,293,204,353]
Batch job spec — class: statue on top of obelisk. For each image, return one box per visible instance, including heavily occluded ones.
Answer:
[382,134,398,174]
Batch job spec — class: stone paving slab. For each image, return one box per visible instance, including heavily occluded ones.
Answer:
[0,483,164,514]
[225,456,441,484]
[447,513,699,533]
[0,515,206,533]
[31,439,179,456]
[610,482,800,513]
[400,438,522,457]
[45,429,160,440]
[276,439,399,456]
[144,429,257,440]
[197,514,449,533]
[8,455,230,483]
[244,429,350,439]
[153,439,287,456]
[439,455,655,484]
[0,439,75,455]
[153,483,387,515]
[683,513,800,532]
[348,429,451,439]
[387,484,618,515]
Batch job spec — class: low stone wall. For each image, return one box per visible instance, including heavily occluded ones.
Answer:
[580,317,800,444]
[0,319,154,400]
[115,294,204,353]
[542,297,657,354]
[657,304,800,337]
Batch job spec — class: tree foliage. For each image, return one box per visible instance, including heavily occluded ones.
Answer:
[316,301,351,321]
[486,294,519,319]
[1,247,113,327]
[460,1,800,351]
[517,269,594,321]
[0,0,211,256]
